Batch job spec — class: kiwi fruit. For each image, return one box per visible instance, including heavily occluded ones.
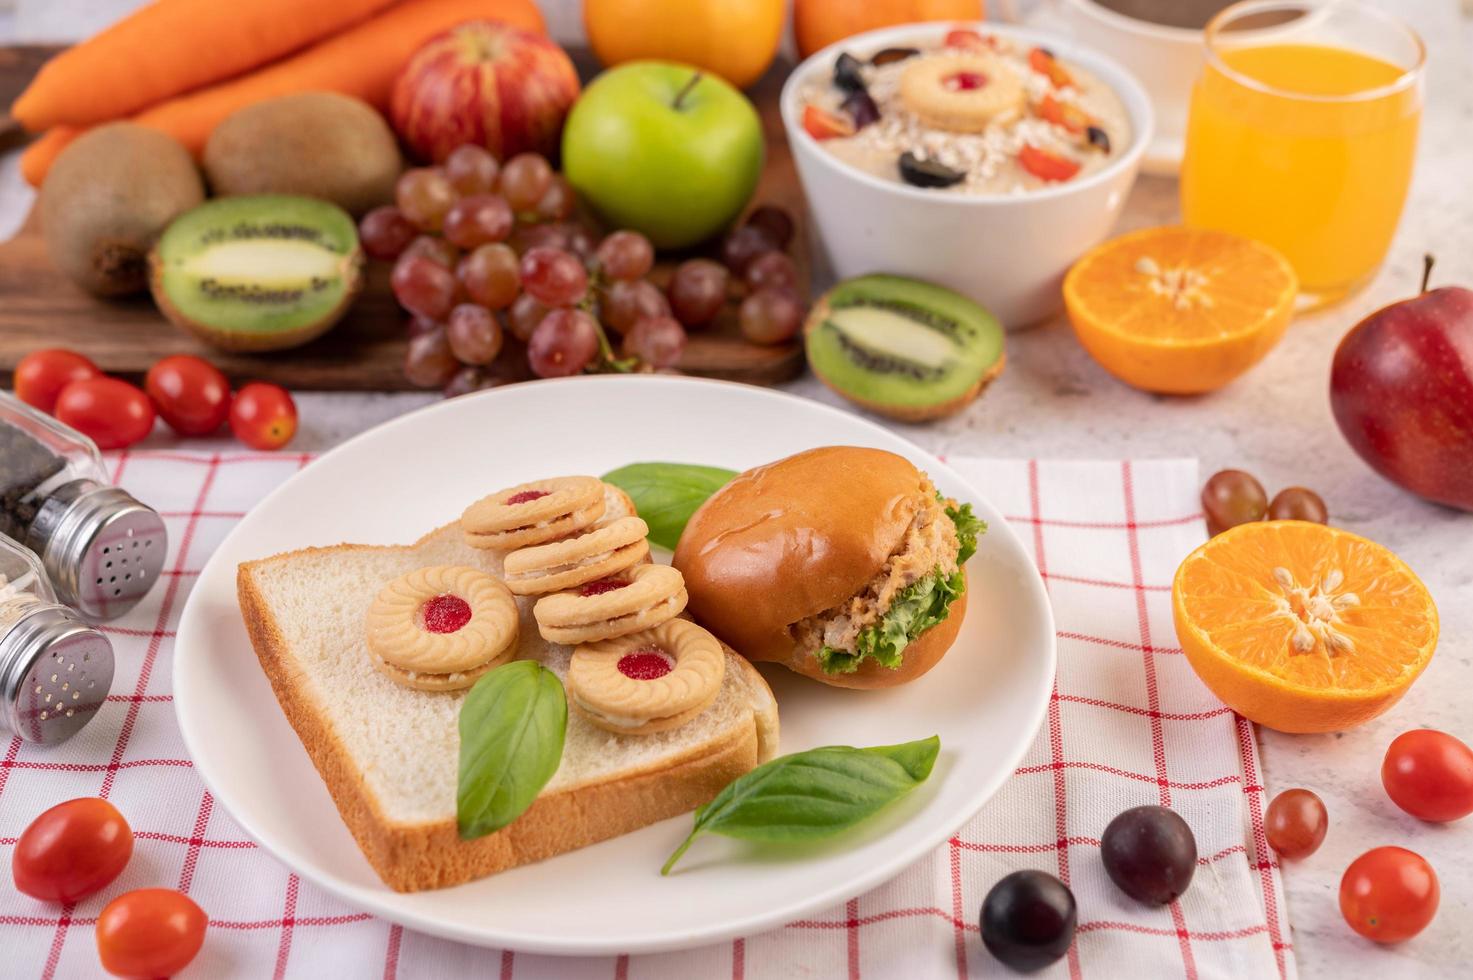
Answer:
[203,92,402,215]
[148,194,364,352]
[804,274,1005,421]
[40,123,205,297]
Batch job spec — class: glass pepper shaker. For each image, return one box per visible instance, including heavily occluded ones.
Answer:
[1,533,115,744]
[0,391,168,620]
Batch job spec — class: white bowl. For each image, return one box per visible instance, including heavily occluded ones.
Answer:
[781,22,1153,329]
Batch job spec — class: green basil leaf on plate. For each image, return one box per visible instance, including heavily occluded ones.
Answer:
[601,462,737,550]
[457,660,567,840]
[661,735,941,874]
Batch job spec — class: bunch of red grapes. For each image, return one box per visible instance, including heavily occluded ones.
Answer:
[357,144,805,397]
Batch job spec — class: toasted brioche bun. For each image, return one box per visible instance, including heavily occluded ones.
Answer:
[673,446,966,689]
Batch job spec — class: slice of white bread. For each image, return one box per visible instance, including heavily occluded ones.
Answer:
[236,520,779,892]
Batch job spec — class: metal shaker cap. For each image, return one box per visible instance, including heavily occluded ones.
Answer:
[1,604,114,744]
[26,481,168,621]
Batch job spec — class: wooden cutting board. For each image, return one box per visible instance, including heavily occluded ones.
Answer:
[0,47,807,390]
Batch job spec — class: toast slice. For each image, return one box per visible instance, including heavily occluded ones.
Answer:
[237,521,779,892]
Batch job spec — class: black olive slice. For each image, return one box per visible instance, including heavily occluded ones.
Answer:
[834,53,867,93]
[898,151,965,189]
[1086,125,1111,153]
[842,90,881,130]
[871,46,921,66]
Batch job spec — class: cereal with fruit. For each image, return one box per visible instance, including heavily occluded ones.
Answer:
[799,29,1131,191]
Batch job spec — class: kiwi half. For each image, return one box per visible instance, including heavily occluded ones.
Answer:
[804,275,1005,421]
[148,194,364,352]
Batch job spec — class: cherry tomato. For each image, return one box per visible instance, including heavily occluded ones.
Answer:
[1382,729,1473,822]
[1019,145,1082,183]
[1264,788,1328,859]
[96,888,207,979]
[144,355,231,437]
[1339,847,1438,944]
[13,348,101,414]
[12,798,133,903]
[228,382,297,450]
[53,377,155,450]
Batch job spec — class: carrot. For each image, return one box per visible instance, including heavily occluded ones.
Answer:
[21,0,547,186]
[13,0,401,132]
[20,128,81,187]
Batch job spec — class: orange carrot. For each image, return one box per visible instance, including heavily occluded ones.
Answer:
[21,0,547,186]
[13,0,401,131]
[20,128,81,187]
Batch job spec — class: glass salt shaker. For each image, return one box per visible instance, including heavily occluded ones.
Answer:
[0,392,167,620]
[1,533,115,744]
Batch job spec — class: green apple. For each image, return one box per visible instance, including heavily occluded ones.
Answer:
[562,61,764,250]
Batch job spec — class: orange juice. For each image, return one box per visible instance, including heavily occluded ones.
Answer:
[1181,43,1421,302]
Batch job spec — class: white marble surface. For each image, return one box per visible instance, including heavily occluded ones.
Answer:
[3,2,1472,977]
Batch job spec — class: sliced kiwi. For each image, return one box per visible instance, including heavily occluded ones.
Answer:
[149,194,363,352]
[804,274,1005,421]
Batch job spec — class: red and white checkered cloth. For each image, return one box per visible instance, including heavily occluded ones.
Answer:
[0,451,1294,979]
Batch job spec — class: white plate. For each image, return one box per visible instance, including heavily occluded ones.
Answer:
[174,376,1056,956]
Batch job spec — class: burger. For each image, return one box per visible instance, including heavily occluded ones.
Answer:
[673,446,984,689]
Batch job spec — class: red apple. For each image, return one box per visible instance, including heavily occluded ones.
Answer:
[391,21,580,163]
[1330,257,1473,511]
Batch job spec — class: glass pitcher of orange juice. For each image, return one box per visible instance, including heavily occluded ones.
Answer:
[1180,0,1424,309]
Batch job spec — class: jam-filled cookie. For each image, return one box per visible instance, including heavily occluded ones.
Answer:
[899,54,1025,133]
[503,516,650,596]
[533,563,687,646]
[567,619,726,734]
[461,476,605,551]
[365,565,518,691]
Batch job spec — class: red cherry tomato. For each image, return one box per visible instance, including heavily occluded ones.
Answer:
[228,382,297,451]
[1339,846,1438,944]
[944,28,991,50]
[13,349,101,414]
[12,798,133,903]
[144,355,231,437]
[1382,729,1473,822]
[1019,144,1082,182]
[53,377,155,450]
[96,888,207,979]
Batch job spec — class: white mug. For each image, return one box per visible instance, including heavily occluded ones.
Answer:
[1002,0,1213,175]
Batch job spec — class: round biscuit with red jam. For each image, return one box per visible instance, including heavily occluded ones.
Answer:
[461,476,606,551]
[567,619,726,734]
[532,563,688,646]
[365,565,518,692]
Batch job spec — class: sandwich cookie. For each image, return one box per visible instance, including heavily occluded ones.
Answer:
[567,619,726,734]
[461,476,605,551]
[365,565,518,692]
[533,563,687,646]
[899,54,1025,133]
[503,516,650,596]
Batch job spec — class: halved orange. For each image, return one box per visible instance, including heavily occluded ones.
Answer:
[1063,226,1297,394]
[1173,520,1437,734]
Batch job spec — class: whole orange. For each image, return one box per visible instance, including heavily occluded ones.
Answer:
[584,0,784,90]
[794,0,985,58]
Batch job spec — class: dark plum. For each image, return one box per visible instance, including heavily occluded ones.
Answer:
[980,870,1077,972]
[1100,806,1197,905]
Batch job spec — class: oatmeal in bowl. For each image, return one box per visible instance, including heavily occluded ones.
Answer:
[782,23,1152,329]
[799,29,1134,195]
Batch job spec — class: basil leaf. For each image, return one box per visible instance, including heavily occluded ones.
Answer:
[816,567,965,675]
[601,462,737,550]
[457,660,567,840]
[661,736,940,874]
